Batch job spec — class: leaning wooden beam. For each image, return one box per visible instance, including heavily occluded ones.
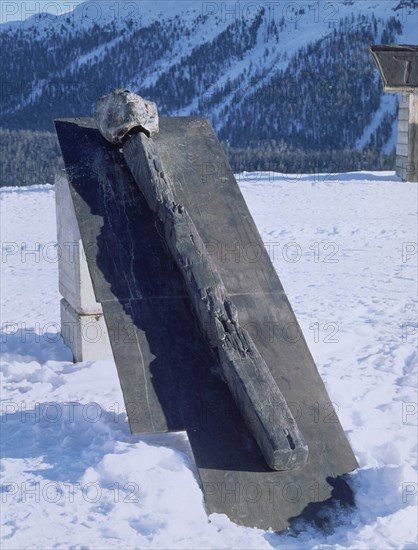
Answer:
[122,131,308,471]
[95,89,308,470]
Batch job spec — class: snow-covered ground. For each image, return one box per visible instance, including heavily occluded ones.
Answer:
[1,172,417,549]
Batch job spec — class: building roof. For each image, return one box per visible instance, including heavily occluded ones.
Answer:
[370,44,418,92]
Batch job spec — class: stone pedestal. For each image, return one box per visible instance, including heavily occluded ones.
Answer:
[55,172,113,362]
[396,93,418,182]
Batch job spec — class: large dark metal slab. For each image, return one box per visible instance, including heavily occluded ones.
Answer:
[370,45,418,92]
[55,117,358,531]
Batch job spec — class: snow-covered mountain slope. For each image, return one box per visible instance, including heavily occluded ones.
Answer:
[1,173,417,548]
[1,0,417,152]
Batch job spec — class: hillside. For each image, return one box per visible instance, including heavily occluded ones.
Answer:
[0,0,417,184]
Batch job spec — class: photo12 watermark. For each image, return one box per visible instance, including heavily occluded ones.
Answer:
[203,478,332,504]
[1,238,342,265]
[402,402,418,425]
[402,482,417,504]
[401,242,417,263]
[401,322,417,343]
[1,398,341,430]
[1,480,141,504]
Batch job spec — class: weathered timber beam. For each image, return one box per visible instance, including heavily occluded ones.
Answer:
[122,132,309,471]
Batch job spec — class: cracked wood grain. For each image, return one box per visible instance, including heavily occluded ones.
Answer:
[123,132,309,471]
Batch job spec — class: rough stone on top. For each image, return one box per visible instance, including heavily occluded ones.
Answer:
[95,89,159,144]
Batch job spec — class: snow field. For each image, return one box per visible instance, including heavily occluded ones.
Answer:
[0,173,417,548]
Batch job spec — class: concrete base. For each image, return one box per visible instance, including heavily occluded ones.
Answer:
[60,299,113,362]
[56,172,114,361]
[56,173,104,314]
